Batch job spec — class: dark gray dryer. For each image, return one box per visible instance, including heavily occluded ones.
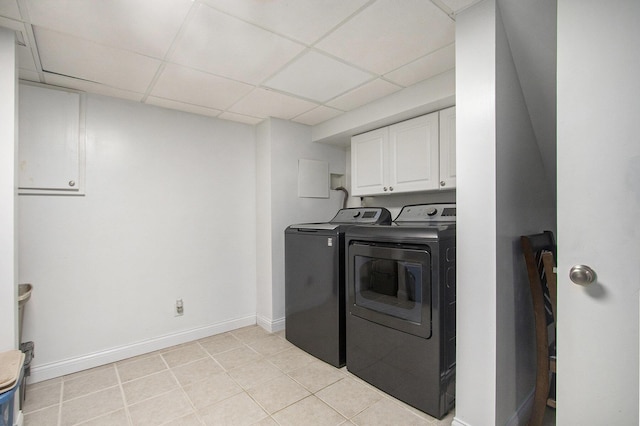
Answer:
[345,203,456,419]
[285,207,391,367]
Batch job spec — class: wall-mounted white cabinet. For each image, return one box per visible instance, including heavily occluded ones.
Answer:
[439,106,456,189]
[351,107,455,197]
[18,82,85,195]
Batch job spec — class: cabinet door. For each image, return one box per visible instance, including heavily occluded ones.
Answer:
[439,106,456,189]
[351,128,388,196]
[19,83,84,194]
[388,113,439,193]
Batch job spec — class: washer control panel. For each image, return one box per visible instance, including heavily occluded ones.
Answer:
[395,203,457,222]
[330,207,392,224]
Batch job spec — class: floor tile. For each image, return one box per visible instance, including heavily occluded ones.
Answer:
[63,364,115,382]
[182,372,243,410]
[117,354,168,383]
[213,346,262,370]
[267,347,315,373]
[230,326,271,343]
[316,378,383,419]
[351,398,431,426]
[162,343,208,368]
[159,412,203,425]
[197,392,268,426]
[60,386,124,426]
[23,380,62,413]
[24,405,60,426]
[128,389,193,426]
[171,357,224,387]
[63,365,119,401]
[122,370,178,405]
[287,359,345,393]
[251,417,279,426]
[246,374,310,414]
[77,408,130,426]
[247,335,293,356]
[228,359,283,389]
[198,333,243,355]
[26,376,62,392]
[271,395,346,426]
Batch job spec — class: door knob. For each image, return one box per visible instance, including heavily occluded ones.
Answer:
[569,265,597,286]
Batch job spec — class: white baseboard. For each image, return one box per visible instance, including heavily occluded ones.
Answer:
[451,388,534,426]
[256,314,285,333]
[28,315,256,384]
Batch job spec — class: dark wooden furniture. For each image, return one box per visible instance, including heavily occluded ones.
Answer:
[521,231,557,426]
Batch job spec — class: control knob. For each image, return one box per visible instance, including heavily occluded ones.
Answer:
[426,207,438,217]
[353,211,361,218]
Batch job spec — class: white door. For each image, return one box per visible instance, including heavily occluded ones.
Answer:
[557,1,639,424]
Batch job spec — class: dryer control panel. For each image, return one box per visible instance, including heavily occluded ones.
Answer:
[395,203,456,222]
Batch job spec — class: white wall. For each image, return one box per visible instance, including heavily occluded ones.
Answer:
[0,28,18,352]
[255,118,346,330]
[19,93,257,382]
[454,2,498,424]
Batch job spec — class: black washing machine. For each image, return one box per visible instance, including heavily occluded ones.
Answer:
[345,203,456,419]
[284,207,391,367]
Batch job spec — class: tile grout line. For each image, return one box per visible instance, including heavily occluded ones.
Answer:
[113,362,134,426]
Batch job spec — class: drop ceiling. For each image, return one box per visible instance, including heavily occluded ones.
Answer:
[1,0,481,126]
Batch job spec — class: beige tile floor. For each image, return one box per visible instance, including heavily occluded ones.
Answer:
[22,326,456,426]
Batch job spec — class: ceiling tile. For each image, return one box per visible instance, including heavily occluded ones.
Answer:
[0,0,21,20]
[24,0,193,58]
[201,0,368,45]
[218,111,263,125]
[316,0,454,75]
[17,43,37,71]
[150,63,254,111]
[170,3,305,84]
[327,78,402,111]
[385,43,455,87]
[438,0,484,13]
[42,73,144,102]
[35,27,161,93]
[292,106,343,126]
[145,97,221,119]
[229,88,317,120]
[264,51,372,103]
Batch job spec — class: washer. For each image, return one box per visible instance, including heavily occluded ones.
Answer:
[344,203,456,418]
[285,207,392,367]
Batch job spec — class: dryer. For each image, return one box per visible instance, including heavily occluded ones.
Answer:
[345,203,456,419]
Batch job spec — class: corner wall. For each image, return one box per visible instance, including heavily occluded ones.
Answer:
[0,28,18,352]
[255,118,346,330]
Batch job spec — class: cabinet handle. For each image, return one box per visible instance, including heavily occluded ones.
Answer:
[383,187,388,191]
[389,186,394,191]
[440,181,446,187]
[68,180,76,187]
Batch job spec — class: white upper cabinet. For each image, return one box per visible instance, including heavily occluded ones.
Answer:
[19,83,85,195]
[351,127,388,196]
[439,106,456,189]
[389,113,440,193]
[351,108,455,197]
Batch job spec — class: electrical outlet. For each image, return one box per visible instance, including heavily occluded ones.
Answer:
[175,298,184,316]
